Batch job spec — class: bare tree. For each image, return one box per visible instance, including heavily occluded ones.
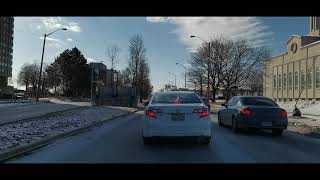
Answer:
[106,45,121,70]
[125,34,152,102]
[17,63,39,92]
[220,39,270,101]
[293,65,313,116]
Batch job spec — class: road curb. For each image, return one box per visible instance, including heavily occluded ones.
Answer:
[0,109,140,163]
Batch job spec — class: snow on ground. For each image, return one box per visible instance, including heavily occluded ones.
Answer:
[276,100,320,116]
[42,98,92,107]
[0,106,136,152]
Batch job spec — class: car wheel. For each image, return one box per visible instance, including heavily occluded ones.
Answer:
[143,136,153,145]
[272,129,283,136]
[232,117,239,134]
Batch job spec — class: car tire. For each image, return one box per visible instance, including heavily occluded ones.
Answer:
[272,129,283,136]
[143,136,153,145]
[232,117,239,134]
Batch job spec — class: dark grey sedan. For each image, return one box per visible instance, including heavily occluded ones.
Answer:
[217,96,288,136]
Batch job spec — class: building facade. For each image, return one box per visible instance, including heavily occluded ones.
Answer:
[264,17,320,101]
[0,17,14,93]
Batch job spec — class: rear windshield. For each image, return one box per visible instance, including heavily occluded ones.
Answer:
[240,97,278,106]
[152,92,202,104]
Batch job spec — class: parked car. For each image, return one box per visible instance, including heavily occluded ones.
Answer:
[143,91,212,144]
[217,96,288,136]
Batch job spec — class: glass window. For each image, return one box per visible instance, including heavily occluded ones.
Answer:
[283,73,287,90]
[151,92,202,104]
[273,75,277,90]
[278,74,282,90]
[307,68,312,89]
[240,97,278,106]
[316,65,320,89]
[295,71,299,90]
[288,72,293,90]
[301,70,305,90]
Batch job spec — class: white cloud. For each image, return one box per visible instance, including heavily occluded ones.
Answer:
[40,36,65,44]
[42,17,81,32]
[67,38,73,42]
[146,17,273,51]
[87,58,98,63]
[146,17,170,23]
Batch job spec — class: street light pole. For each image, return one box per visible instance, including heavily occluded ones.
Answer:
[169,72,177,89]
[36,34,46,102]
[190,35,211,100]
[36,28,67,102]
[176,63,187,90]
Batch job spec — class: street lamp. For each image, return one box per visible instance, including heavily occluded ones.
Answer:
[176,62,187,90]
[169,72,177,89]
[190,35,211,100]
[36,28,67,102]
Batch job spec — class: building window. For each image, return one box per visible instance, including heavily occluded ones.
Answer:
[273,75,277,90]
[316,65,320,89]
[278,74,282,91]
[307,68,312,89]
[294,71,299,90]
[288,72,293,90]
[301,70,305,90]
[283,73,287,90]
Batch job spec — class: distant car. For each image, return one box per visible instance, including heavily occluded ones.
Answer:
[200,96,211,112]
[143,91,212,144]
[217,96,288,136]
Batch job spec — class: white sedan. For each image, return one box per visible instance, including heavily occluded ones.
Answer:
[142,91,212,144]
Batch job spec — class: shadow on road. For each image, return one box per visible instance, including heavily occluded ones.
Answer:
[143,138,211,150]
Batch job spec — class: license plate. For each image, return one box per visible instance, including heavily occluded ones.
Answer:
[262,122,272,127]
[171,114,185,121]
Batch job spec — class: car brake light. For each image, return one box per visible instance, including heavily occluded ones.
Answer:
[240,107,254,115]
[146,109,161,118]
[200,111,209,118]
[193,108,209,118]
[279,111,287,118]
[148,111,155,118]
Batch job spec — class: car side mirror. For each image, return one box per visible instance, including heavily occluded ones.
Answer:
[144,101,149,106]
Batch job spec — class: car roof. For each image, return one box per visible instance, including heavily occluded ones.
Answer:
[156,91,196,94]
[234,96,273,99]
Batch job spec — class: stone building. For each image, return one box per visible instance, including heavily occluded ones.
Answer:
[264,17,320,101]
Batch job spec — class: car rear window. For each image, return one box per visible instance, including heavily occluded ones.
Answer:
[151,92,202,104]
[240,97,278,106]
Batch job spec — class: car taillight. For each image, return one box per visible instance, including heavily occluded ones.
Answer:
[193,108,209,118]
[240,107,254,115]
[279,110,287,118]
[147,111,155,118]
[146,109,161,118]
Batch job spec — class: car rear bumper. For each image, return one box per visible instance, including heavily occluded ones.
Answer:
[236,118,288,130]
[143,121,212,138]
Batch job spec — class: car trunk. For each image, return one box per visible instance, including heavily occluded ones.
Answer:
[149,103,207,123]
[244,105,285,127]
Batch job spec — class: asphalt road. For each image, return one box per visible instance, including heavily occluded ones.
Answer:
[8,111,320,163]
[0,102,81,125]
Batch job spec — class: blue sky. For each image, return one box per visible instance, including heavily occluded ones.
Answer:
[12,17,309,91]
